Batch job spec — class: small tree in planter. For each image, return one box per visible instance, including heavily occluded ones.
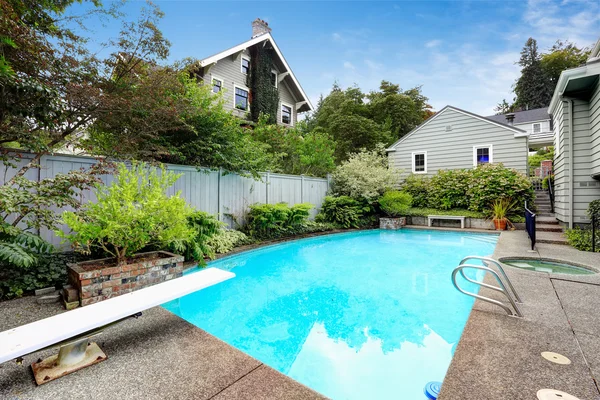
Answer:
[379,191,412,230]
[58,162,195,305]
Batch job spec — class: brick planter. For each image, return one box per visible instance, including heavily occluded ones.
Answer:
[68,251,184,306]
[380,217,406,230]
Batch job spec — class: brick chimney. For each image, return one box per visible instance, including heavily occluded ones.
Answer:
[252,18,271,38]
[505,113,515,126]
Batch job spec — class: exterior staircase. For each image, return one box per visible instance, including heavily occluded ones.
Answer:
[533,190,568,245]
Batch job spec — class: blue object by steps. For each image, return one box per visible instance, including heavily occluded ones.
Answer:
[424,381,442,399]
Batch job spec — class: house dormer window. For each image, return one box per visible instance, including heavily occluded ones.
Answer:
[281,103,292,125]
[234,86,249,111]
[271,70,278,87]
[532,123,541,133]
[241,56,250,74]
[212,77,223,93]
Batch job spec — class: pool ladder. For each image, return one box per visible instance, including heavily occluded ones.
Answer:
[452,256,523,317]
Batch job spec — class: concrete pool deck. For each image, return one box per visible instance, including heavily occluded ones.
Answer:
[2,228,600,399]
[439,230,600,400]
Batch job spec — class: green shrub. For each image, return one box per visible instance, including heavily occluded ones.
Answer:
[174,211,223,264]
[330,147,401,204]
[246,202,313,239]
[317,196,370,228]
[565,228,598,252]
[588,199,600,221]
[0,252,90,299]
[542,175,554,190]
[379,191,412,217]
[401,175,430,207]
[206,229,250,255]
[58,162,195,264]
[401,164,533,215]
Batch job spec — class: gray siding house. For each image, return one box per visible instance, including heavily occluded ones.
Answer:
[196,19,312,125]
[386,106,529,177]
[487,108,553,148]
[549,38,600,228]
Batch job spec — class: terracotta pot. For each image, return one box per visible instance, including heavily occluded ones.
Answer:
[493,218,507,231]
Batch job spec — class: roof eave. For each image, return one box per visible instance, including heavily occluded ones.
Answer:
[549,62,600,114]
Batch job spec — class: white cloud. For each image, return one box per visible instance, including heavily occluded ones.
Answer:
[332,32,343,42]
[425,40,442,48]
[364,59,382,70]
[343,61,356,70]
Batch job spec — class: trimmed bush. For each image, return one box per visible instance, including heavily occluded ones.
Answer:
[206,229,250,255]
[401,164,534,215]
[379,191,412,217]
[246,202,313,239]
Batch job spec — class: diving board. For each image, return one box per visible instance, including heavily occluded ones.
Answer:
[0,267,234,383]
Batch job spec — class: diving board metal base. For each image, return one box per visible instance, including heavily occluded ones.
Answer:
[31,341,107,385]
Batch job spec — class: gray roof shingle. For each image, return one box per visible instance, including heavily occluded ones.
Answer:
[486,107,550,125]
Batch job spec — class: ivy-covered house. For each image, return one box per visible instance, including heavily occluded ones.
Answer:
[196,19,313,125]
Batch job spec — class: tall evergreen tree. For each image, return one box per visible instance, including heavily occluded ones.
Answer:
[513,38,552,110]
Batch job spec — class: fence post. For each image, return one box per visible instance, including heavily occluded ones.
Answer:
[265,171,270,204]
[593,215,596,253]
[301,175,305,203]
[326,173,331,191]
[217,168,222,222]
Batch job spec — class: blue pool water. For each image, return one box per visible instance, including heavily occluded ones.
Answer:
[163,229,497,399]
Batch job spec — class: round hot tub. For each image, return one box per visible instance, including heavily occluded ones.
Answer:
[500,258,597,275]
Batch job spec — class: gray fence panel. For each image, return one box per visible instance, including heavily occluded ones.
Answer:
[2,152,330,246]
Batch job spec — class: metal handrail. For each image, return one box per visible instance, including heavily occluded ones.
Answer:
[452,264,523,317]
[525,202,536,251]
[547,176,555,213]
[459,256,522,303]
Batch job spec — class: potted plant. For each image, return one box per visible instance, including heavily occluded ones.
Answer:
[378,191,412,230]
[490,198,517,231]
[58,162,195,306]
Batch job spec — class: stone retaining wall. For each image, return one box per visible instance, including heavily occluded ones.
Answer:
[407,216,524,230]
[68,251,184,306]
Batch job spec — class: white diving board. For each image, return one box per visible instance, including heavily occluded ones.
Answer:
[0,267,234,383]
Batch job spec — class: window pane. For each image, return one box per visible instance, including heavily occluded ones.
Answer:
[235,88,248,110]
[282,104,291,124]
[476,148,490,164]
[242,58,250,74]
[212,79,221,93]
[271,72,277,86]
[414,153,425,171]
[533,123,541,133]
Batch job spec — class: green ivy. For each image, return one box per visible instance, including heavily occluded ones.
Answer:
[248,45,279,124]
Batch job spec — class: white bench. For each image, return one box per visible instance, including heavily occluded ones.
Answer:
[428,215,466,229]
[0,267,235,384]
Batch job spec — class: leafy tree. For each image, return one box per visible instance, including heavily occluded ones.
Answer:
[59,163,195,264]
[494,99,514,114]
[528,146,554,168]
[310,81,431,161]
[513,38,552,110]
[541,40,590,90]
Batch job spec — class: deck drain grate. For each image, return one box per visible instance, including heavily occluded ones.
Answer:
[537,388,580,399]
[541,351,571,365]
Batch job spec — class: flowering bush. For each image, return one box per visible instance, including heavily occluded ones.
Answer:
[330,147,401,204]
[401,164,533,214]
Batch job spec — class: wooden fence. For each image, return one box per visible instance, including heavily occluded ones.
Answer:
[1,152,330,248]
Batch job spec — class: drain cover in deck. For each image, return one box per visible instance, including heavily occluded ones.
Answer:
[537,389,580,400]
[541,351,571,365]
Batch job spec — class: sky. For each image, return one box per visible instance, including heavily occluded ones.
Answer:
[68,0,599,116]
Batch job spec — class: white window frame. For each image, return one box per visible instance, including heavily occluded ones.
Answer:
[210,75,224,94]
[280,102,293,126]
[240,56,251,75]
[271,70,278,88]
[473,144,493,167]
[532,123,541,134]
[233,84,250,112]
[411,151,427,174]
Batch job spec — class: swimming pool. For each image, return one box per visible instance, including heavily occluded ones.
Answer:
[163,229,498,399]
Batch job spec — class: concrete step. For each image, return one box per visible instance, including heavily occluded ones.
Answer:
[536,231,569,245]
[535,200,551,205]
[536,224,564,232]
[538,213,556,217]
[537,216,559,225]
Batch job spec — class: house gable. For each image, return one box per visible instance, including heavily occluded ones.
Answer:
[198,33,312,113]
[387,106,528,176]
